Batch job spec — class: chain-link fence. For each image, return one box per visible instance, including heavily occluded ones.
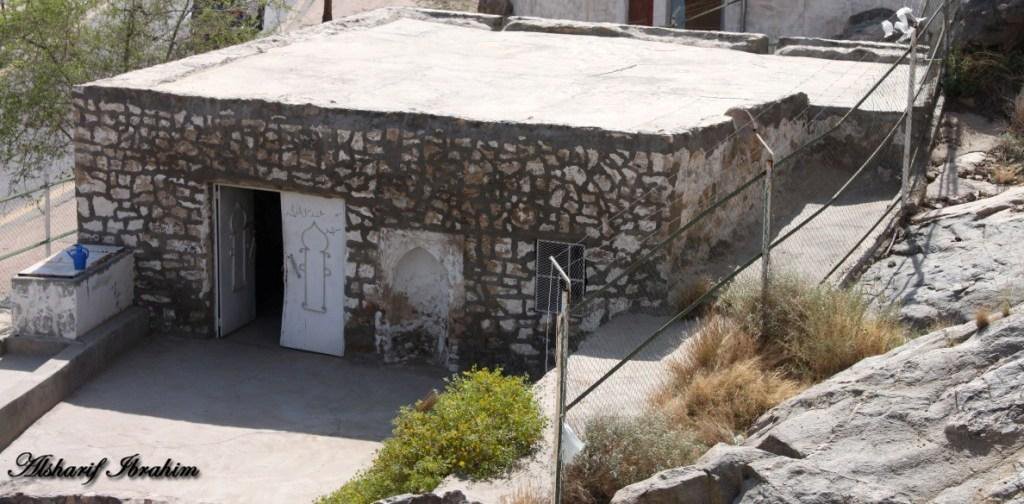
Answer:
[542,0,957,499]
[0,177,78,306]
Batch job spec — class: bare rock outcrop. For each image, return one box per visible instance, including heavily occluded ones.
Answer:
[858,187,1024,327]
[613,309,1024,503]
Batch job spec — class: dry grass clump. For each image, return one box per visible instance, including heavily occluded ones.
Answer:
[651,315,801,445]
[992,164,1021,185]
[975,308,992,329]
[500,483,548,504]
[716,274,905,382]
[651,274,905,448]
[564,414,706,504]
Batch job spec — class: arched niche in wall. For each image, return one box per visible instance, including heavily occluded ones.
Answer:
[392,247,451,357]
[376,229,465,366]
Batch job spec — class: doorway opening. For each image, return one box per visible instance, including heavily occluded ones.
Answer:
[684,0,723,30]
[215,185,348,356]
[214,186,284,346]
[253,190,283,318]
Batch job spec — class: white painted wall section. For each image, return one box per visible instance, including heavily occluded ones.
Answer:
[510,0,628,24]
[723,0,932,41]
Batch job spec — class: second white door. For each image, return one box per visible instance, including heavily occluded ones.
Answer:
[280,192,346,356]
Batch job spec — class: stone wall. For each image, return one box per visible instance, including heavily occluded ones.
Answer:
[71,85,849,374]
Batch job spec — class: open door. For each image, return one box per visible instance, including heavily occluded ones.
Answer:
[215,186,257,338]
[629,0,654,25]
[280,192,346,356]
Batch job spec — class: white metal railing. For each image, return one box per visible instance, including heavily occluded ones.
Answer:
[0,176,76,263]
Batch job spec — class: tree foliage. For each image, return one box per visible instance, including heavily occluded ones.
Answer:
[0,0,282,186]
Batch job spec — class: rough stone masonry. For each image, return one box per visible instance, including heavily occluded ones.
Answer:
[70,8,908,373]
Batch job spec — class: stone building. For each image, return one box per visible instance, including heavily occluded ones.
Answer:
[71,8,909,373]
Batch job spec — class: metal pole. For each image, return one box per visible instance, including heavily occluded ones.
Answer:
[761,151,774,331]
[943,0,950,62]
[738,110,776,333]
[740,0,748,32]
[44,174,52,256]
[902,28,918,212]
[550,256,571,504]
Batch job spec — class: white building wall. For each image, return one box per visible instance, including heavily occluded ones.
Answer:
[723,0,925,41]
[510,0,628,23]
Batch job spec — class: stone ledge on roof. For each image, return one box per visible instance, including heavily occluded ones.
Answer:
[775,36,931,63]
[501,17,770,54]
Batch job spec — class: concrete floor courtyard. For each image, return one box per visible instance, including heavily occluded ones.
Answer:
[0,319,447,503]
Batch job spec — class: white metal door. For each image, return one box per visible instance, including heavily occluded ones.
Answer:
[216,186,256,337]
[280,192,346,356]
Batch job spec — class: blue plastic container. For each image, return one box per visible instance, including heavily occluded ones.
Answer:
[66,244,90,271]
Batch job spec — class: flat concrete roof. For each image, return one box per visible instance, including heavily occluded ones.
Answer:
[89,12,919,134]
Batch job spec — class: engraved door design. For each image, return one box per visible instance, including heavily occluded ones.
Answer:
[216,186,256,337]
[229,201,252,292]
[280,193,346,357]
[299,222,331,313]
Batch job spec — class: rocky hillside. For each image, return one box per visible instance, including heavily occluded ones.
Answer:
[612,305,1024,503]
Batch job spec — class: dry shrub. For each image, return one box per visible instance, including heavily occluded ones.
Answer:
[779,285,905,381]
[500,483,548,504]
[1001,301,1013,317]
[976,308,992,330]
[717,274,905,382]
[564,414,706,504]
[665,358,801,445]
[657,315,759,389]
[992,165,1020,185]
[651,315,800,445]
[675,275,716,314]
[650,274,905,449]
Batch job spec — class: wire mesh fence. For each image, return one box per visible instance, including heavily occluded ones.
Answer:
[0,177,78,305]
[543,3,957,494]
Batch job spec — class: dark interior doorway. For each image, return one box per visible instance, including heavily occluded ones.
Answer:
[685,0,723,30]
[253,189,283,316]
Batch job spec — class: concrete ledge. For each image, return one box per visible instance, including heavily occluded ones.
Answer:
[2,336,69,357]
[502,17,770,53]
[0,307,149,451]
[775,36,930,63]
